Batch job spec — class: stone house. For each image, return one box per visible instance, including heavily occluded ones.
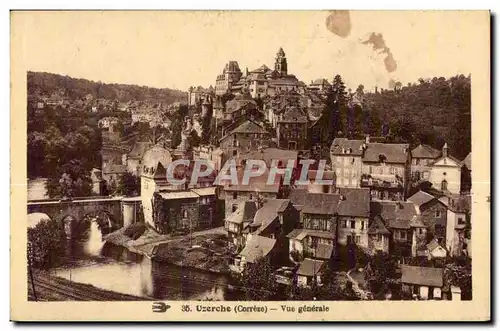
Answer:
[335,188,371,249]
[102,164,127,191]
[220,169,282,221]
[360,141,411,201]
[297,258,325,288]
[367,215,391,254]
[441,194,471,257]
[424,238,447,259]
[408,190,449,246]
[232,235,278,273]
[371,201,421,257]
[126,141,153,176]
[225,201,258,249]
[308,78,331,92]
[330,138,366,188]
[401,265,444,300]
[410,144,441,182]
[276,106,309,152]
[306,170,336,194]
[219,119,271,160]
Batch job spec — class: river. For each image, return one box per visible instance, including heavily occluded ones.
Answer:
[28,178,49,200]
[52,222,243,301]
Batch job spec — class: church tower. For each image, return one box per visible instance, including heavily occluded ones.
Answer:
[275,47,288,77]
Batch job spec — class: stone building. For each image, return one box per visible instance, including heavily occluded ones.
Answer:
[219,119,272,160]
[125,141,153,176]
[225,200,258,249]
[408,190,448,246]
[308,78,331,92]
[330,138,366,188]
[276,106,309,151]
[410,144,441,182]
[429,143,462,195]
[361,141,411,201]
[215,61,243,96]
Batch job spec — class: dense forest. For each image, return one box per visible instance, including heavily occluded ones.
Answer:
[27,71,187,104]
[321,74,471,160]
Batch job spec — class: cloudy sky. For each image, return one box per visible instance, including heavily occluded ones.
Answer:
[13,10,486,92]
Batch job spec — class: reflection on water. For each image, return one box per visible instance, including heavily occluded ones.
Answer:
[56,239,241,300]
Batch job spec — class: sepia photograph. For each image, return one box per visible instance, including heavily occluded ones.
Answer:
[11,9,490,321]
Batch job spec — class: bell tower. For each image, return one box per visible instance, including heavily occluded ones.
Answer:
[275,47,288,77]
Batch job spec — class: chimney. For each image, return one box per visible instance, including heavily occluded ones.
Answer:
[365,135,370,144]
[442,143,448,158]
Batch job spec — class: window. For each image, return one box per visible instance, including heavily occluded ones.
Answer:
[351,158,355,165]
[233,150,238,156]
[419,228,424,235]
[350,220,356,229]
[435,210,441,218]
[341,220,347,228]
[390,167,395,175]
[458,217,465,225]
[355,236,361,244]
[249,194,253,200]
[441,179,448,191]
[182,210,188,218]
[400,231,407,240]
[233,192,238,199]
[232,204,238,212]
[377,234,382,241]
[361,221,365,230]
[369,166,372,174]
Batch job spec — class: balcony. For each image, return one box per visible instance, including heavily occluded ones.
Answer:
[360,174,403,189]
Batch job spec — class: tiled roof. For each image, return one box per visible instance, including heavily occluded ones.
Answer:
[330,138,365,156]
[371,201,418,229]
[297,258,325,276]
[440,194,471,214]
[286,228,335,241]
[222,169,281,193]
[367,216,391,235]
[307,170,336,181]
[238,148,298,167]
[191,187,216,196]
[401,265,443,287]
[407,190,436,208]
[278,106,308,123]
[239,235,276,263]
[252,199,290,230]
[314,243,334,260]
[230,120,269,135]
[226,201,258,224]
[311,78,330,86]
[362,143,409,164]
[337,188,371,218]
[141,145,173,170]
[411,144,441,159]
[426,238,442,252]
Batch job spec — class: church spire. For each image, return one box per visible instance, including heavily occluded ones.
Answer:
[275,47,287,76]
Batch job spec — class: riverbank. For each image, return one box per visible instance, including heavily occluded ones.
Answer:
[104,225,232,274]
[29,270,151,301]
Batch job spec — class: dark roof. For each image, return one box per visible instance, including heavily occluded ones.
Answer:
[238,148,297,167]
[252,199,290,230]
[411,144,441,159]
[230,120,269,135]
[330,138,365,156]
[278,106,308,123]
[297,258,325,276]
[288,190,340,215]
[311,78,330,86]
[462,152,472,170]
[371,201,418,229]
[363,143,409,164]
[239,235,276,263]
[337,188,371,218]
[407,190,436,208]
[367,216,391,235]
[128,141,153,159]
[286,228,336,241]
[401,265,443,287]
[314,243,334,260]
[288,188,370,218]
[226,201,258,224]
[426,238,442,252]
[222,169,281,193]
[440,194,471,214]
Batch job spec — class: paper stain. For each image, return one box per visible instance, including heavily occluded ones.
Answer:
[325,10,351,38]
[362,32,398,73]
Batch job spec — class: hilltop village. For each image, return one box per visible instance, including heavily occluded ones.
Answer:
[27,48,472,301]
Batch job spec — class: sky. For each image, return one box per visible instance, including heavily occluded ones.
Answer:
[13,10,485,92]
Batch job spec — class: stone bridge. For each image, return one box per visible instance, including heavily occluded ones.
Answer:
[27,196,142,232]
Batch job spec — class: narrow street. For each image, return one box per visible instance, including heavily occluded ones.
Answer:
[346,268,371,300]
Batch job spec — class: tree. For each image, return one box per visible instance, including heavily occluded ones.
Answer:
[45,159,92,198]
[28,218,67,269]
[365,251,399,295]
[240,257,278,301]
[114,172,140,196]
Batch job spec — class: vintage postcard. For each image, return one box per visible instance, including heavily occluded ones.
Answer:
[11,10,490,321]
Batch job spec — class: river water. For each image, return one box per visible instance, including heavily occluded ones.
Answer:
[53,222,241,301]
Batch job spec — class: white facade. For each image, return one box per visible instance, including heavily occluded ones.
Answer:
[429,156,461,194]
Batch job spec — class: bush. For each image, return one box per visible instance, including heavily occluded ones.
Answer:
[28,219,67,269]
[123,223,146,240]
